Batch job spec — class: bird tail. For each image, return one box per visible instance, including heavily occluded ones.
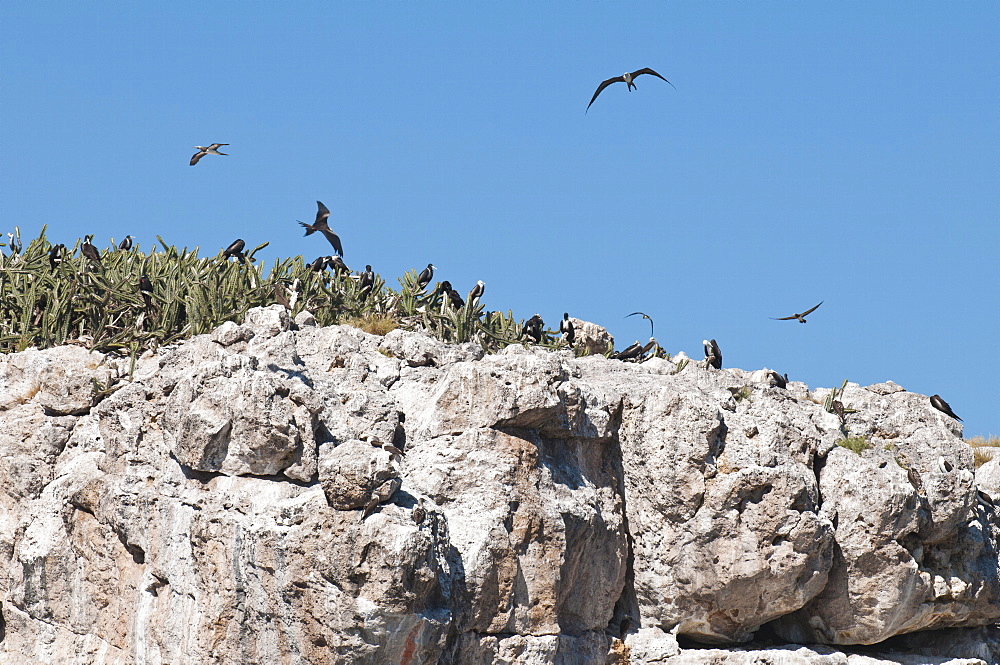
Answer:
[299,222,315,236]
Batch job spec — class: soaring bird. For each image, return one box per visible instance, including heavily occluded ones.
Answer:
[771,301,824,323]
[48,244,65,270]
[416,264,435,290]
[327,255,349,273]
[118,235,133,251]
[560,313,575,346]
[138,274,154,308]
[468,280,485,303]
[613,341,643,361]
[627,311,654,337]
[930,394,962,422]
[80,237,102,265]
[703,339,722,369]
[522,314,544,343]
[359,265,375,294]
[223,238,246,262]
[190,143,228,166]
[298,201,343,256]
[587,67,675,112]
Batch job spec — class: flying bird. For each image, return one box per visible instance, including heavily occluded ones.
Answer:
[627,311,654,337]
[298,201,343,256]
[559,313,575,346]
[703,339,722,370]
[522,314,544,343]
[223,239,246,262]
[930,394,962,422]
[416,264,435,290]
[587,67,675,112]
[118,236,133,251]
[468,280,485,303]
[190,143,228,166]
[771,301,824,323]
[80,237,101,265]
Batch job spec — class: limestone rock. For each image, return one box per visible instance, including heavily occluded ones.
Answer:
[570,317,613,356]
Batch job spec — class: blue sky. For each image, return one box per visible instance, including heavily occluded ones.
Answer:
[3,3,998,436]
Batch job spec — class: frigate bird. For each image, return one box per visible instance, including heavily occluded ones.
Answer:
[627,311,654,337]
[930,394,962,421]
[81,237,101,265]
[439,281,464,308]
[468,280,485,303]
[381,442,404,460]
[559,313,575,346]
[118,235,133,251]
[416,264,435,289]
[587,67,675,112]
[298,201,343,256]
[522,314,544,343]
[6,233,21,254]
[223,239,246,262]
[771,301,824,323]
[327,255,349,273]
[48,244,65,270]
[309,256,327,272]
[703,339,722,370]
[138,274,154,308]
[412,497,426,525]
[359,265,375,294]
[613,341,643,361]
[190,143,228,166]
[938,456,955,473]
[639,338,659,360]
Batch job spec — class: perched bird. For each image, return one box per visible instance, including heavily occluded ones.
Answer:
[190,143,228,166]
[771,301,824,323]
[327,255,349,273]
[6,232,21,254]
[416,264,435,289]
[80,237,102,265]
[938,456,954,473]
[468,280,485,303]
[703,339,722,370]
[308,256,327,272]
[298,201,343,256]
[831,400,846,423]
[559,313,575,346]
[907,467,923,493]
[930,394,962,422]
[627,311,654,337]
[412,497,426,525]
[522,314,544,343]
[223,239,246,262]
[273,283,290,309]
[359,265,375,295]
[118,235,133,251]
[360,494,380,522]
[613,341,643,361]
[639,338,659,360]
[439,280,464,308]
[48,244,66,270]
[587,67,675,112]
[138,274,154,308]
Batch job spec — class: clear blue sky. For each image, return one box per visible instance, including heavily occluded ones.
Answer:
[3,3,998,436]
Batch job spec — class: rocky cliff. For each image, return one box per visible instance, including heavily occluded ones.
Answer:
[1,306,998,665]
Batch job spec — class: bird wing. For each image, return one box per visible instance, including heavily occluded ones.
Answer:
[631,67,676,90]
[320,229,343,256]
[626,311,649,320]
[770,315,797,320]
[800,301,824,317]
[208,143,229,150]
[710,339,722,357]
[586,76,625,111]
[190,151,206,165]
[315,201,331,223]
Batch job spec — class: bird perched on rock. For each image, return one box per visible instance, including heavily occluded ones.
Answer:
[48,244,66,270]
[223,239,246,262]
[938,456,954,473]
[468,280,485,304]
[559,313,575,346]
[298,201,343,256]
[81,237,101,265]
[830,400,846,424]
[771,301,824,323]
[138,275,154,308]
[190,143,228,166]
[412,497,426,525]
[703,339,722,369]
[416,264,435,290]
[613,341,643,361]
[587,68,675,112]
[118,235,133,251]
[522,314,544,343]
[638,338,659,361]
[930,394,962,422]
[907,466,923,493]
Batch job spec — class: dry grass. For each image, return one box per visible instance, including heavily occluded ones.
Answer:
[967,436,1000,468]
[342,314,399,336]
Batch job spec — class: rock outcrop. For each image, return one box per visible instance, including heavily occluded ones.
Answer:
[0,306,997,664]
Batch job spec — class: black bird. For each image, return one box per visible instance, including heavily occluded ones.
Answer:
[327,255,349,273]
[309,256,327,272]
[613,341,643,361]
[298,201,343,256]
[81,237,102,265]
[223,239,246,262]
[138,274,154,308]
[48,244,65,270]
[771,301,824,323]
[359,265,375,294]
[190,143,228,166]
[770,371,788,389]
[938,456,955,473]
[930,394,962,421]
[559,313,575,346]
[468,280,485,303]
[627,311,654,337]
[587,67,675,112]
[522,314,544,343]
[703,339,722,369]
[439,281,464,308]
[639,337,659,360]
[416,264,435,289]
[118,235,133,251]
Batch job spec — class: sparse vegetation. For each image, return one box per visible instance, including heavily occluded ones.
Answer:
[732,386,752,403]
[967,436,1000,468]
[836,436,871,455]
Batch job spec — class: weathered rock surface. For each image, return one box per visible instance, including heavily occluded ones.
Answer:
[0,306,997,664]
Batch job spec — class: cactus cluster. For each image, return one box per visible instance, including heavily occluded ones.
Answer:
[0,227,562,357]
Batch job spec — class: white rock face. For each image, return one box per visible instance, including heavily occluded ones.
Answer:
[0,307,997,665]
